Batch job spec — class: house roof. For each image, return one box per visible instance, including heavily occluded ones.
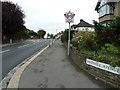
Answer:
[71,24,77,29]
[95,0,120,11]
[71,19,93,29]
[76,19,93,27]
[95,1,101,11]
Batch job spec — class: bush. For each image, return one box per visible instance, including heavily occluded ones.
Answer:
[71,39,78,48]
[69,17,120,67]
[61,29,75,43]
[94,55,106,62]
[109,61,118,67]
[71,30,120,67]
[72,31,98,51]
[93,17,120,47]
[101,44,119,55]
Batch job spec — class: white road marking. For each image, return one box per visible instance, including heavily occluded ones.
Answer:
[0,49,10,53]
[18,44,29,48]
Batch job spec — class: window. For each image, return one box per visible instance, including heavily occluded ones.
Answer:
[100,0,107,6]
[98,3,114,17]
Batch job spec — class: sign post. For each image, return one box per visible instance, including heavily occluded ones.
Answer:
[64,11,75,55]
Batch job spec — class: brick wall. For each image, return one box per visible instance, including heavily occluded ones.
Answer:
[64,43,120,88]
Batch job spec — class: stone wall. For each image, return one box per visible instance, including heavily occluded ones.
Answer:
[64,43,120,88]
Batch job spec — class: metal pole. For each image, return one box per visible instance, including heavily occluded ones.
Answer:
[68,22,71,55]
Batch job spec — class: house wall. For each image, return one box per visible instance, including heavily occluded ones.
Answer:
[99,14,114,23]
[114,2,120,16]
[99,2,120,23]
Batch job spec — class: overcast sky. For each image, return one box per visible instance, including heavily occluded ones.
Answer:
[3,0,99,34]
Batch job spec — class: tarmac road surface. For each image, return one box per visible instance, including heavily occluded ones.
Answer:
[2,39,51,79]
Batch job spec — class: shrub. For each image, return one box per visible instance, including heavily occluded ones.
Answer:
[71,39,78,48]
[101,44,119,54]
[72,31,98,51]
[109,61,118,67]
[69,18,120,67]
[93,17,120,47]
[61,29,75,43]
[94,55,106,62]
[71,30,120,67]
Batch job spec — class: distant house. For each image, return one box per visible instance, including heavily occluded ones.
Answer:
[28,30,39,39]
[71,19,94,31]
[95,0,120,24]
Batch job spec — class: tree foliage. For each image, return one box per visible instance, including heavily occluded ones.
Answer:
[109,16,120,46]
[28,30,37,36]
[61,17,120,66]
[49,34,54,39]
[93,16,120,47]
[47,33,56,39]
[37,29,46,39]
[2,1,25,39]
[16,26,29,39]
[61,29,75,42]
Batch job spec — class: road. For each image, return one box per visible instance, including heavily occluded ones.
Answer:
[1,39,51,79]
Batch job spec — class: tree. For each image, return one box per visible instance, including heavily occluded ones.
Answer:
[47,33,50,38]
[61,29,75,42]
[109,16,120,46]
[2,1,25,39]
[28,30,37,36]
[93,17,120,47]
[37,29,46,39]
[49,34,54,39]
[16,26,29,39]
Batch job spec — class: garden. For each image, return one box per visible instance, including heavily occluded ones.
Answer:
[61,16,120,67]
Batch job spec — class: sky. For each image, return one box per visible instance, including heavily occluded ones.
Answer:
[2,0,99,34]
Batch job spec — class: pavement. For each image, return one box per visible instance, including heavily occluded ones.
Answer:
[7,40,112,89]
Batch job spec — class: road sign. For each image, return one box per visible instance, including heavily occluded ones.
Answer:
[64,11,75,23]
[64,11,75,56]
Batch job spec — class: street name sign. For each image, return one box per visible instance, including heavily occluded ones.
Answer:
[86,58,120,75]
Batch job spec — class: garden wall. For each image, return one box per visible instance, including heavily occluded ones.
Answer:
[64,43,120,88]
